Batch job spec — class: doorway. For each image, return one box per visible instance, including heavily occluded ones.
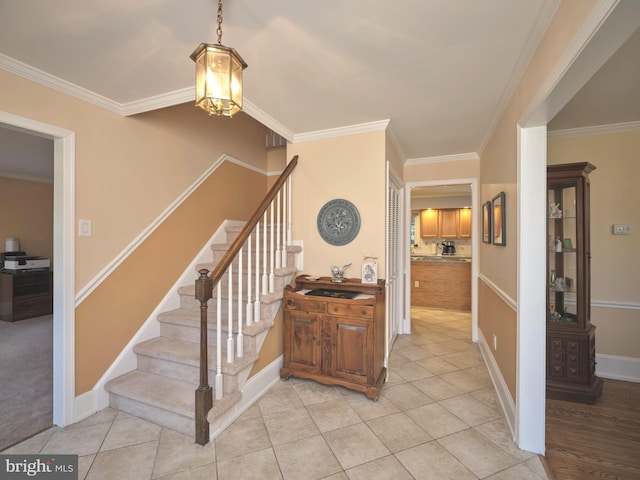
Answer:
[404,178,479,342]
[0,111,76,430]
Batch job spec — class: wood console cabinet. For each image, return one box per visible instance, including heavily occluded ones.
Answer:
[547,162,602,403]
[0,270,53,322]
[281,275,386,400]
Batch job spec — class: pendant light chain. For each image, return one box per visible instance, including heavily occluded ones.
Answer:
[216,0,224,44]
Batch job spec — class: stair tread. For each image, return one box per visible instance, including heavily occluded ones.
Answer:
[134,336,259,373]
[106,370,194,418]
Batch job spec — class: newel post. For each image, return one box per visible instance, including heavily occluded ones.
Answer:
[194,268,213,445]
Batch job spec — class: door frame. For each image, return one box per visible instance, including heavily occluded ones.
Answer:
[0,111,75,427]
[403,177,479,342]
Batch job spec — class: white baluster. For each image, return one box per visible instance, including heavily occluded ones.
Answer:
[215,284,222,400]
[255,224,261,323]
[262,212,268,294]
[269,200,275,293]
[227,263,234,364]
[276,189,282,269]
[281,183,288,267]
[246,232,253,326]
[237,248,243,358]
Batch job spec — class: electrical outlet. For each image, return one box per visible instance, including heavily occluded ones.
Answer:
[612,224,632,235]
[414,281,419,288]
[493,334,497,350]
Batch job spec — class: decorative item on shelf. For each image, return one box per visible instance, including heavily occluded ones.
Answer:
[317,199,361,246]
[330,263,351,283]
[190,0,248,117]
[562,238,573,250]
[361,255,378,284]
[555,237,562,252]
[549,203,562,218]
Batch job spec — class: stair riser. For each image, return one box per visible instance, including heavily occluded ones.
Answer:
[136,356,238,394]
[160,323,258,352]
[109,394,194,436]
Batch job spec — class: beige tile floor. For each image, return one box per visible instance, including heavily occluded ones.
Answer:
[4,307,548,479]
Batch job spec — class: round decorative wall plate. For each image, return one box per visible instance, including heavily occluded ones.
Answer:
[317,199,361,246]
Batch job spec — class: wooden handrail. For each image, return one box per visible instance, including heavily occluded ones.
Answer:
[194,154,298,444]
[208,155,298,288]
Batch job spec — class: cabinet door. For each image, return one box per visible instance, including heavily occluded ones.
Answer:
[284,310,322,374]
[439,209,459,238]
[458,208,472,238]
[420,209,439,238]
[328,317,373,385]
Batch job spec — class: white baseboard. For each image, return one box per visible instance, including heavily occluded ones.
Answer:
[478,330,516,438]
[596,354,640,383]
[74,390,97,423]
[209,355,284,440]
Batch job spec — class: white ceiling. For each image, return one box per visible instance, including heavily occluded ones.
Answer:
[1,1,639,182]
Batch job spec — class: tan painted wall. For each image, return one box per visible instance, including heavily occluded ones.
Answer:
[385,132,404,179]
[0,177,53,263]
[478,0,599,401]
[76,162,267,393]
[479,280,517,398]
[287,132,387,279]
[404,158,479,184]
[548,129,640,358]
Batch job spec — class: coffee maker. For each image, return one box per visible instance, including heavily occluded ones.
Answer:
[441,240,456,255]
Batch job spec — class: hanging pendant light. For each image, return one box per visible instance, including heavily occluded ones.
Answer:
[191,0,247,117]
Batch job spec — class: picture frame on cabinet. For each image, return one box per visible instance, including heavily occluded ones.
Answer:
[492,192,506,246]
[482,201,492,244]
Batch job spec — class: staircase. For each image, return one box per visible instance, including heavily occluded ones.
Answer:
[105,224,300,437]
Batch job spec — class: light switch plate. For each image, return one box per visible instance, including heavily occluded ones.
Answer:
[79,219,92,237]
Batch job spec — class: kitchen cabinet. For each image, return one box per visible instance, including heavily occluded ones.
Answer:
[281,275,386,400]
[458,208,472,238]
[547,162,602,404]
[0,270,53,321]
[420,209,439,238]
[420,208,471,239]
[439,209,459,238]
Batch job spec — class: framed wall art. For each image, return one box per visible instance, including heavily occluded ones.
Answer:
[482,201,492,244]
[492,192,506,246]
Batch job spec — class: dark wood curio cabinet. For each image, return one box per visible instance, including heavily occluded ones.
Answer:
[281,275,386,400]
[547,162,603,403]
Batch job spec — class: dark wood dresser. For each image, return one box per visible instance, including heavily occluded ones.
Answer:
[281,275,386,400]
[0,270,53,322]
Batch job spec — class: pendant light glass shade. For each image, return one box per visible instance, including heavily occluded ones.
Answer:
[191,42,247,117]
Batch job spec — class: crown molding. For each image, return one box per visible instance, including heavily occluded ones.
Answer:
[405,152,479,166]
[0,53,123,115]
[548,120,640,138]
[243,99,296,143]
[293,119,390,144]
[121,87,193,116]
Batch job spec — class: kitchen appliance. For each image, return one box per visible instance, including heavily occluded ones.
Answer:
[441,241,456,255]
[4,254,50,271]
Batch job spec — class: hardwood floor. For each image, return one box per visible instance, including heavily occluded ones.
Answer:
[545,378,640,479]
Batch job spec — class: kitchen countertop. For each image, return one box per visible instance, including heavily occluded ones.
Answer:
[411,255,471,263]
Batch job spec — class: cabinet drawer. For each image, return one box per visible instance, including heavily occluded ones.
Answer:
[327,302,373,319]
[285,297,326,314]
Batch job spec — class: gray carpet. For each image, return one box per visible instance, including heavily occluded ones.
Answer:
[0,314,53,451]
